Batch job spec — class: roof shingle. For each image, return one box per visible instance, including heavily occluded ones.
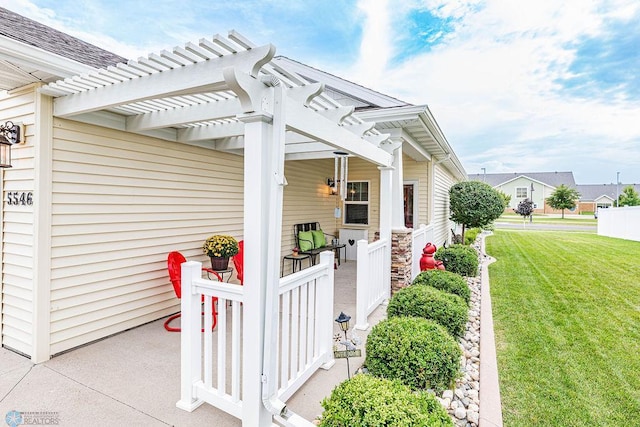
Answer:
[0,7,125,69]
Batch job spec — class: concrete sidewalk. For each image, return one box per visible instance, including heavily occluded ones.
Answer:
[0,261,385,426]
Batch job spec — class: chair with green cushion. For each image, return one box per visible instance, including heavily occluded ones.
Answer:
[293,222,341,265]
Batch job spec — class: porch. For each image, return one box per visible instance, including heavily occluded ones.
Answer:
[0,260,387,426]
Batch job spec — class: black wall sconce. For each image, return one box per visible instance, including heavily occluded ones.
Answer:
[327,178,338,195]
[0,121,23,168]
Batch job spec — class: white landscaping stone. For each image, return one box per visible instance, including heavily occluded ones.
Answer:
[454,407,467,419]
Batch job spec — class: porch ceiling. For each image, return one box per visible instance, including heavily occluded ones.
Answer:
[38,31,393,167]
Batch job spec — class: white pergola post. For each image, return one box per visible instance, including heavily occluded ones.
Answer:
[240,110,275,427]
[389,140,406,230]
[379,166,393,301]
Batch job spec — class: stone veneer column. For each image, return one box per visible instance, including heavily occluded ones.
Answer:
[391,228,413,294]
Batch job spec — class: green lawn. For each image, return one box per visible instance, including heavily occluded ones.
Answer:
[498,214,597,225]
[486,231,640,426]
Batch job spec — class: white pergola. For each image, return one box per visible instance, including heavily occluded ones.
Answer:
[40,31,394,425]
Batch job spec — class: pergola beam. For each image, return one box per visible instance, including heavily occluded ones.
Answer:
[285,99,392,167]
[52,44,275,117]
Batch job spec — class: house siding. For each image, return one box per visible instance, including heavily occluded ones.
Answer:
[336,157,380,241]
[48,119,245,354]
[1,86,37,356]
[281,159,337,258]
[433,163,456,246]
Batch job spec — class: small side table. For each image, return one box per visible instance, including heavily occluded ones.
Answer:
[281,254,311,276]
[333,244,347,266]
[210,267,233,282]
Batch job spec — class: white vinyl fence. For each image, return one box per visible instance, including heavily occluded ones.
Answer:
[598,206,640,242]
[411,224,434,280]
[176,254,335,421]
[355,238,390,330]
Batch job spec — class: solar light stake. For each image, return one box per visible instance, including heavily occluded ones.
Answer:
[335,311,352,379]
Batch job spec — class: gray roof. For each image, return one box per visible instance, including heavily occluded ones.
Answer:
[273,56,411,109]
[467,172,576,188]
[0,7,125,69]
[576,184,640,201]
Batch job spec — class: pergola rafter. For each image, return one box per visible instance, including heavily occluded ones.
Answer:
[39,31,391,166]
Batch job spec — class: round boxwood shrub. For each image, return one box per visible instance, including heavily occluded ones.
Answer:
[387,285,468,337]
[319,374,453,427]
[413,269,471,304]
[365,316,461,392]
[435,244,479,276]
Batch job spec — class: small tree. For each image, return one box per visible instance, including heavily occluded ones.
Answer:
[449,181,504,242]
[546,184,580,218]
[514,198,534,224]
[618,186,640,207]
[496,189,512,209]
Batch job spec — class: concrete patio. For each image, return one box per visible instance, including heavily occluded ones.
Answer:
[0,261,387,426]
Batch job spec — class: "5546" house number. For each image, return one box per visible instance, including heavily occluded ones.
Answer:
[6,191,33,206]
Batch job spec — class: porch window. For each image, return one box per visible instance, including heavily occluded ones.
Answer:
[344,181,369,225]
[516,187,528,198]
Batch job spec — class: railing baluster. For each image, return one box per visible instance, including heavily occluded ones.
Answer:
[308,280,317,360]
[217,298,227,395]
[299,283,308,368]
[290,287,300,378]
[280,292,291,388]
[231,300,241,402]
[204,296,213,389]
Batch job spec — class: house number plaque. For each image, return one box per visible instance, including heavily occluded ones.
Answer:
[6,191,33,206]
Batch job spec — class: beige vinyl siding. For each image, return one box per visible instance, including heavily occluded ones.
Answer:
[402,154,429,227]
[433,163,456,246]
[1,86,37,356]
[281,159,337,259]
[281,156,383,260]
[49,119,244,354]
[338,157,380,241]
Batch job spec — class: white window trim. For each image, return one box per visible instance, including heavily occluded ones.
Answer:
[404,180,419,229]
[515,187,528,198]
[343,180,370,226]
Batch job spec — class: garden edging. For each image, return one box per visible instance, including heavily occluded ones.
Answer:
[478,232,503,427]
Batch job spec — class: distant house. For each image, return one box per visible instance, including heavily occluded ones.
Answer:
[467,172,576,213]
[577,184,640,212]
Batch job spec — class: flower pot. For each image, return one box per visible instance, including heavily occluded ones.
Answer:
[210,256,230,270]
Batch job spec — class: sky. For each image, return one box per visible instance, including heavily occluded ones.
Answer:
[3,0,639,184]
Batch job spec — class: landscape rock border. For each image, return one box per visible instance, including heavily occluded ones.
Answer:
[436,232,503,427]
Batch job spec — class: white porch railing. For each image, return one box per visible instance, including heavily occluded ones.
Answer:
[411,224,434,280]
[276,251,335,401]
[176,254,335,421]
[176,261,245,417]
[355,238,390,330]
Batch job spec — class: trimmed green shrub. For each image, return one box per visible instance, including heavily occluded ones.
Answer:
[413,269,471,304]
[464,227,481,245]
[387,285,468,337]
[365,317,461,392]
[319,374,453,427]
[435,244,479,276]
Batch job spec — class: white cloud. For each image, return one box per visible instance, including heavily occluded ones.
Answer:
[342,0,640,182]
